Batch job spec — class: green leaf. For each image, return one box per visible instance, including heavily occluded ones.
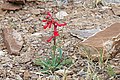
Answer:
[45,58,51,65]
[56,57,61,63]
[61,58,73,66]
[40,68,50,74]
[41,60,50,68]
[50,52,54,59]
[34,58,43,66]
[106,64,116,77]
[52,56,57,66]
[57,48,62,59]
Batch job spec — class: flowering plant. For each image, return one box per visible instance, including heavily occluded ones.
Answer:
[34,12,72,74]
[42,12,66,57]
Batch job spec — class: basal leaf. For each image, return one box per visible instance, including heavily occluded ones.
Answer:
[57,48,62,59]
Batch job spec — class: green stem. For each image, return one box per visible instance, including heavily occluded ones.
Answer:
[53,37,56,57]
[53,24,57,58]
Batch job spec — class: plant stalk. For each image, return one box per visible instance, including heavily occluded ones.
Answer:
[53,24,57,57]
[53,37,56,57]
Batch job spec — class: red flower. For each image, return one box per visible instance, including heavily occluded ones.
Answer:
[54,31,59,36]
[47,36,54,42]
[42,20,47,22]
[55,22,66,27]
[46,12,52,18]
[42,12,66,42]
[43,21,53,29]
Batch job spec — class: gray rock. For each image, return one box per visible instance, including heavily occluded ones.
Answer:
[1,56,12,63]
[104,0,120,3]
[14,47,32,63]
[30,9,41,15]
[31,74,39,80]
[70,27,101,40]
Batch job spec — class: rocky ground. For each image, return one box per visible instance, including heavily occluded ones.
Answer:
[0,0,120,80]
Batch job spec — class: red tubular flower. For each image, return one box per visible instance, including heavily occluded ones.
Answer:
[47,36,54,42]
[48,21,52,28]
[42,20,47,22]
[55,22,66,27]
[54,31,59,36]
[43,23,49,29]
[47,12,52,17]
[43,20,53,29]
[42,11,66,42]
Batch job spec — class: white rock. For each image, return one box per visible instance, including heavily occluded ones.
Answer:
[102,6,111,10]
[49,75,60,80]
[38,50,43,54]
[55,69,72,76]
[56,11,68,19]
[0,50,5,56]
[31,32,42,36]
[16,75,23,80]
[31,32,47,37]
[64,41,71,47]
